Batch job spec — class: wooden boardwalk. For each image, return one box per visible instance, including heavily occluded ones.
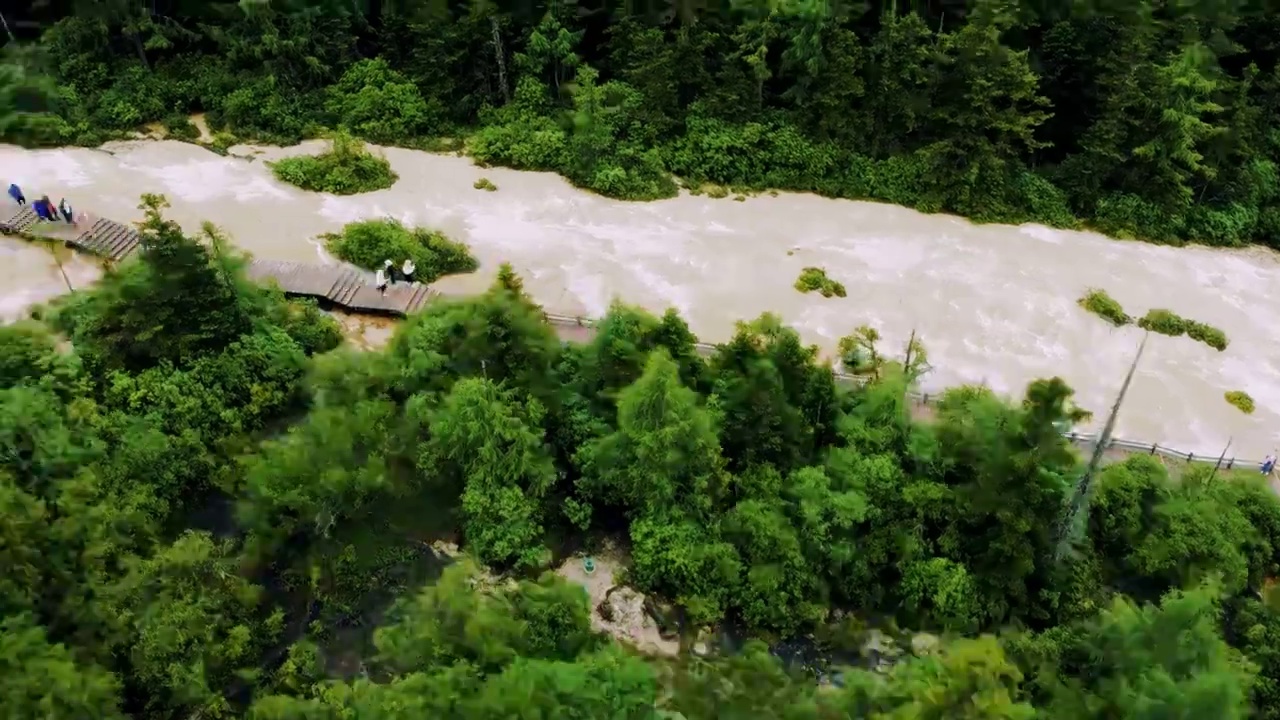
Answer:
[244,260,438,317]
[1,202,436,317]
[0,204,141,261]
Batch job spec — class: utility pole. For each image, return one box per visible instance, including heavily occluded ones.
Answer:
[1055,331,1149,562]
[0,11,14,44]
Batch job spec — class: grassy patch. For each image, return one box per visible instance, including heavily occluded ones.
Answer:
[473,177,497,192]
[795,267,847,298]
[1076,288,1131,327]
[269,130,399,195]
[322,218,478,283]
[1137,309,1229,351]
[162,114,200,142]
[1225,390,1256,414]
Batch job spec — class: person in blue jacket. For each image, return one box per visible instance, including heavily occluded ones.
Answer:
[32,197,50,220]
[8,183,25,205]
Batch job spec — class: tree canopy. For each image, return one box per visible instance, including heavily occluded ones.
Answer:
[1,196,1278,717]
[5,0,1280,245]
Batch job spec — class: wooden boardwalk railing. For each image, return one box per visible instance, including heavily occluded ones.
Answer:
[1,205,141,261]
[1,202,435,317]
[244,260,437,317]
[541,312,1270,473]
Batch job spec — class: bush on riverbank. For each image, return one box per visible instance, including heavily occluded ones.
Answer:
[474,177,498,191]
[795,267,847,298]
[269,130,398,195]
[1077,289,1131,327]
[323,218,477,282]
[1137,309,1229,351]
[1225,390,1256,414]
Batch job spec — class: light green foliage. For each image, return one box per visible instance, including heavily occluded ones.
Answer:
[325,58,439,145]
[1226,390,1255,414]
[62,194,255,374]
[0,614,127,720]
[270,130,399,195]
[838,325,881,374]
[1137,308,1229,350]
[474,177,498,191]
[577,350,725,518]
[111,531,278,716]
[323,218,478,282]
[1077,289,1131,326]
[845,635,1036,718]
[1041,585,1253,718]
[794,267,847,298]
[421,378,555,568]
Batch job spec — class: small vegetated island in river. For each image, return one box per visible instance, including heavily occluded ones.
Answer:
[268,130,398,195]
[323,218,478,281]
[1077,288,1132,327]
[1137,308,1230,351]
[1225,390,1256,414]
[794,267,847,298]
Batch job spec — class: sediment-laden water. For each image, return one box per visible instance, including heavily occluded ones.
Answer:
[1,139,1277,457]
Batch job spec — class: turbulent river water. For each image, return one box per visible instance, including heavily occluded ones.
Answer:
[1,139,1278,457]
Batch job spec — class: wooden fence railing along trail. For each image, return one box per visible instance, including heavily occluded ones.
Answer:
[2,201,1267,473]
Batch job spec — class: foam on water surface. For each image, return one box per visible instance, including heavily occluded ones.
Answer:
[2,139,1280,457]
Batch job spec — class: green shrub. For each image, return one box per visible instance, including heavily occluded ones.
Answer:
[1077,289,1131,327]
[325,58,441,145]
[472,71,676,201]
[1137,309,1229,351]
[269,130,399,195]
[323,218,478,283]
[1225,390,1255,414]
[162,113,200,141]
[1186,320,1229,351]
[474,177,498,191]
[277,299,344,356]
[794,267,847,298]
[1136,309,1188,337]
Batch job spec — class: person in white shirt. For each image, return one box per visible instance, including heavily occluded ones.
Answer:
[402,259,416,284]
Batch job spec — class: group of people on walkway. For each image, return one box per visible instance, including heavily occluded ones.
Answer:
[375,258,416,294]
[8,184,76,225]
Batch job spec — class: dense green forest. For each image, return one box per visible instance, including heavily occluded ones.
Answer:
[4,0,1280,246]
[6,192,1280,717]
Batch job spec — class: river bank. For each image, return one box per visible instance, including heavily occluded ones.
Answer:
[1,137,1277,456]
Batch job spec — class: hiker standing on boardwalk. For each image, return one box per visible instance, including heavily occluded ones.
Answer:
[1263,453,1276,476]
[375,267,388,295]
[402,259,415,284]
[8,183,25,205]
[383,259,396,286]
[59,198,74,224]
[32,197,52,221]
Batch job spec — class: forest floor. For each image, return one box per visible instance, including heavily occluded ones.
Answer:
[554,544,680,658]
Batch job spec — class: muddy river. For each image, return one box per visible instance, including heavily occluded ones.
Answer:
[1,139,1277,458]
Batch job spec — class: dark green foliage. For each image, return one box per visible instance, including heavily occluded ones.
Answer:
[269,131,399,195]
[7,1,1280,710]
[9,0,1280,246]
[323,218,478,282]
